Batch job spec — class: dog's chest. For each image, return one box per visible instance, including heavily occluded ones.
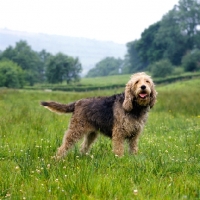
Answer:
[114,104,148,137]
[123,113,146,134]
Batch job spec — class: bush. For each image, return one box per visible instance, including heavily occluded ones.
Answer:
[149,59,174,78]
[182,49,200,72]
[0,60,25,88]
[172,67,184,75]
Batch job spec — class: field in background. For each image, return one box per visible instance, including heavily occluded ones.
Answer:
[24,72,200,92]
[0,78,200,199]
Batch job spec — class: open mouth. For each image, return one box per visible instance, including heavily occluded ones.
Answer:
[139,93,148,99]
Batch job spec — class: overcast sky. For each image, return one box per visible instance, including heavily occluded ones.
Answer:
[0,0,179,44]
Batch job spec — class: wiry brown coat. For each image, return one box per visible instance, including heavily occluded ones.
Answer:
[41,72,157,158]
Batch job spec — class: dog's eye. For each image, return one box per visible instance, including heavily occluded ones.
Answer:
[146,80,150,83]
[135,81,139,84]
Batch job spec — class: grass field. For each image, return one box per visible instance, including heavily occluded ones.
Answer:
[0,78,200,199]
[25,72,200,92]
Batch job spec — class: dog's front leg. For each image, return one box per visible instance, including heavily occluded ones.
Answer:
[128,136,139,154]
[112,134,125,157]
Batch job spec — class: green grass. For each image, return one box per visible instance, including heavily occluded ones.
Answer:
[0,79,200,199]
[24,72,200,92]
[80,74,131,86]
[24,74,131,92]
[81,72,200,86]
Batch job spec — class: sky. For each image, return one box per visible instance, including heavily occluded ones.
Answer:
[0,0,179,44]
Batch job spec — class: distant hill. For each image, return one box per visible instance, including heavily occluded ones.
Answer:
[0,28,127,75]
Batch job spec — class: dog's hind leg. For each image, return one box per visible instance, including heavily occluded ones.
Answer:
[80,132,98,154]
[56,129,84,159]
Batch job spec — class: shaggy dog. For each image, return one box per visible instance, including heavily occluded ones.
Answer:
[41,72,157,158]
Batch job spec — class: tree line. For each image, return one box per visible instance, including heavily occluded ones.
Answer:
[0,41,82,88]
[87,0,200,78]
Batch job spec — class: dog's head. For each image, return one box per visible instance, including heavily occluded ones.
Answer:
[123,72,157,112]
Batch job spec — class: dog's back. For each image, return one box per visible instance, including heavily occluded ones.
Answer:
[77,94,124,137]
[41,93,125,137]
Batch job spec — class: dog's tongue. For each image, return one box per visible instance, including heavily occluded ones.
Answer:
[139,93,147,98]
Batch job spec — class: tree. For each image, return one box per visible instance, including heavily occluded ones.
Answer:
[127,0,200,69]
[124,40,147,73]
[155,9,188,65]
[63,57,82,84]
[156,0,200,65]
[177,0,200,47]
[135,22,165,65]
[86,57,123,77]
[46,53,82,84]
[0,41,43,85]
[0,60,25,88]
[182,49,200,71]
[37,49,52,82]
[149,59,174,78]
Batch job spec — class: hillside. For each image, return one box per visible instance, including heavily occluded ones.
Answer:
[23,72,200,92]
[0,28,126,75]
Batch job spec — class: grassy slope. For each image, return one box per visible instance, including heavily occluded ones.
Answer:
[80,74,131,86]
[27,72,200,92]
[0,79,199,199]
[81,72,200,86]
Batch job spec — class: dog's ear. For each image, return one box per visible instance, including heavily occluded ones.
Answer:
[123,81,134,112]
[149,85,157,108]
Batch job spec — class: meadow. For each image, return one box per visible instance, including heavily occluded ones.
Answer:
[0,78,200,200]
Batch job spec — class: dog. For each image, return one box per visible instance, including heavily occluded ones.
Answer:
[41,72,157,158]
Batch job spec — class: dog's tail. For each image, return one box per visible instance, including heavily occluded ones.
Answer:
[40,101,75,114]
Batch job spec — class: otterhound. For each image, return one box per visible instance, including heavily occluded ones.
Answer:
[41,72,157,158]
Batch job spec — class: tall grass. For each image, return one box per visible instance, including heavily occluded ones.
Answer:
[0,79,199,199]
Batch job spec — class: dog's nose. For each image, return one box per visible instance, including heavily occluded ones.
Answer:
[141,85,146,90]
